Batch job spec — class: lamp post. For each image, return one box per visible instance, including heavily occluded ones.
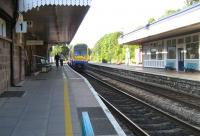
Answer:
[109,39,112,64]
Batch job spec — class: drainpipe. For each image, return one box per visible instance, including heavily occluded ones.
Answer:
[10,0,19,86]
[10,27,14,86]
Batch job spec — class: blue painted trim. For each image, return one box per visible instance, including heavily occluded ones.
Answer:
[82,112,95,136]
[122,3,200,37]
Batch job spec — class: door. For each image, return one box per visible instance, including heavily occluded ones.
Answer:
[178,48,184,71]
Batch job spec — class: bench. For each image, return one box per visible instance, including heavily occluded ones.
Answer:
[40,59,52,73]
[165,62,175,70]
[184,63,198,72]
[82,112,94,136]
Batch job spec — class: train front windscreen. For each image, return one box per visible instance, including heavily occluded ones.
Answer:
[74,45,87,56]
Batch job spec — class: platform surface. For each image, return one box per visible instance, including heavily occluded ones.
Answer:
[0,65,124,136]
[92,63,200,81]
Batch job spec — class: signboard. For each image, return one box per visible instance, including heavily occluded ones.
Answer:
[27,21,33,28]
[16,21,27,33]
[26,40,44,45]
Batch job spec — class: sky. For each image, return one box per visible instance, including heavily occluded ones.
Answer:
[71,0,186,48]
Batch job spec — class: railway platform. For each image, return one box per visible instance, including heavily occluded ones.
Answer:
[87,63,200,97]
[93,63,200,81]
[0,65,125,136]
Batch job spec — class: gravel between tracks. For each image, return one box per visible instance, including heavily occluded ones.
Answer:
[86,70,200,127]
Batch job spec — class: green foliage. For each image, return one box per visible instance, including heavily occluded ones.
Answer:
[91,32,139,64]
[161,9,178,18]
[50,45,69,59]
[148,18,156,24]
[185,0,200,6]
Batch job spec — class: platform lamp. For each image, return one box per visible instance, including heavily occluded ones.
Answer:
[109,38,112,64]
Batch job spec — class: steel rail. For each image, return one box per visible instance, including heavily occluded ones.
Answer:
[87,68,200,110]
[84,72,200,135]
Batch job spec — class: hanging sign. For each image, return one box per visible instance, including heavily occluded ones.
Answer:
[26,40,44,45]
[16,21,27,33]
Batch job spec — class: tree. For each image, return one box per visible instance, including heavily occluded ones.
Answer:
[50,44,69,59]
[185,0,200,6]
[148,18,156,24]
[161,9,178,18]
[91,32,140,64]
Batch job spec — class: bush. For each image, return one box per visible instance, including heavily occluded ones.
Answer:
[102,59,107,63]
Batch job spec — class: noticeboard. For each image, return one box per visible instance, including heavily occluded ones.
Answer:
[26,40,44,45]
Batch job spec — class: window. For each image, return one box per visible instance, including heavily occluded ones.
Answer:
[156,42,163,60]
[167,46,176,59]
[178,38,184,44]
[186,35,199,59]
[193,35,199,42]
[167,39,176,59]
[185,36,191,43]
[0,18,6,37]
[150,48,156,59]
[157,48,163,60]
[143,48,149,60]
[167,40,171,46]
[148,41,164,60]
[172,39,176,45]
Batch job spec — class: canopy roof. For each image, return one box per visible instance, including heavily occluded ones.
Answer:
[119,3,200,45]
[19,0,91,45]
[19,0,91,12]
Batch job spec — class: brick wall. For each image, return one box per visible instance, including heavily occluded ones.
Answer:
[0,39,11,94]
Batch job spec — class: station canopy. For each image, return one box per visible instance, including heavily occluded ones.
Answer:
[19,0,91,45]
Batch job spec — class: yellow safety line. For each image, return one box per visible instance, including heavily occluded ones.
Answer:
[64,78,74,136]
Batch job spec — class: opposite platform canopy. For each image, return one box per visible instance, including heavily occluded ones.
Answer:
[18,0,91,45]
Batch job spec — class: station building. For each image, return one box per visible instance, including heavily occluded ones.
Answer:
[0,0,25,94]
[0,0,90,94]
[119,3,200,72]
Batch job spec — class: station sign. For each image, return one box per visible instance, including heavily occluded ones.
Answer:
[26,40,44,45]
[16,21,27,33]
[27,21,33,28]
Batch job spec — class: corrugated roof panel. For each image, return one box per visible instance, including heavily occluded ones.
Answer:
[19,0,91,12]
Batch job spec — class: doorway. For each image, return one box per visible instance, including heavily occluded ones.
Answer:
[178,48,184,71]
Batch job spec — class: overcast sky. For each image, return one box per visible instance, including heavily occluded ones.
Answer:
[71,0,186,48]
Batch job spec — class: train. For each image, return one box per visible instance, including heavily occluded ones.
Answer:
[68,44,90,71]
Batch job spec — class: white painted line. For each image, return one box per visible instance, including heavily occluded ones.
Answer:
[66,65,126,136]
[69,78,82,80]
[62,72,66,79]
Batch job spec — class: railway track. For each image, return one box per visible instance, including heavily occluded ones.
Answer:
[87,68,200,110]
[83,72,200,136]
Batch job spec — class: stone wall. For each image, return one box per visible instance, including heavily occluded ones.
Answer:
[0,38,11,94]
[21,48,25,80]
[87,64,200,97]
[13,46,20,84]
